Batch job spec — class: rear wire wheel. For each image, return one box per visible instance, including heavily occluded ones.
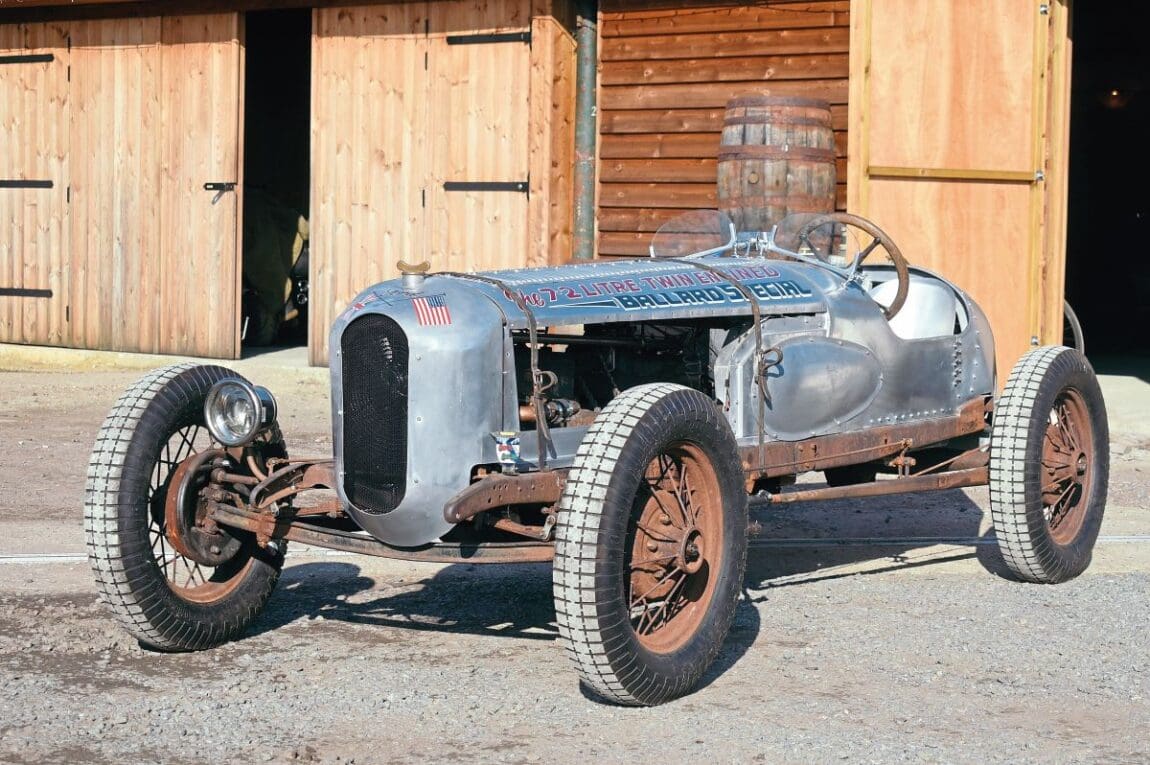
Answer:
[989,346,1109,583]
[85,364,284,650]
[554,384,748,705]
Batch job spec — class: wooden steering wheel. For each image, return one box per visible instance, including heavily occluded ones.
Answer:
[795,212,910,320]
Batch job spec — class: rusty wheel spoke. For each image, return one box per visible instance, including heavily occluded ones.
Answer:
[1046,482,1077,526]
[625,440,725,653]
[629,553,678,571]
[169,425,200,467]
[641,481,680,529]
[1062,405,1086,454]
[629,566,679,611]
[681,467,702,524]
[1052,403,1079,453]
[667,459,692,528]
[152,529,174,579]
[142,424,225,596]
[632,568,686,635]
[635,521,677,544]
[189,561,206,589]
[1042,454,1074,471]
[639,570,690,636]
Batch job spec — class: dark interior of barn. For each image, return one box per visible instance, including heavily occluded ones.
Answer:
[1066,3,1149,360]
[241,8,312,348]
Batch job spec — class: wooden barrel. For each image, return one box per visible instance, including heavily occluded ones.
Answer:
[717,96,836,233]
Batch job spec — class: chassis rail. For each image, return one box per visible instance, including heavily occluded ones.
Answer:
[209,502,554,564]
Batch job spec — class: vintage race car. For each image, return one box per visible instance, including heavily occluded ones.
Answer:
[85,212,1109,706]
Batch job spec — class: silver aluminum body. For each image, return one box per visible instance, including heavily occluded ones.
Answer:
[328,255,995,547]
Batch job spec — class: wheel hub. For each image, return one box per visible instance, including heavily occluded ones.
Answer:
[678,528,705,574]
[165,449,243,566]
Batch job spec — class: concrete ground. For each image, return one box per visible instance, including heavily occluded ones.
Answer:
[0,341,1147,764]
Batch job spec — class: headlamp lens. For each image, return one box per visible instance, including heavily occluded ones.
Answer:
[204,379,276,446]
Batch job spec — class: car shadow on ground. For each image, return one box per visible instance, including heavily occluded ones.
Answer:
[251,560,558,642]
[742,485,1011,591]
[246,485,1013,694]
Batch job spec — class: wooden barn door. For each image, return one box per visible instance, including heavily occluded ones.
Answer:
[310,0,531,363]
[426,0,531,272]
[157,14,244,358]
[310,3,431,363]
[68,13,243,358]
[0,23,70,348]
[848,0,1072,378]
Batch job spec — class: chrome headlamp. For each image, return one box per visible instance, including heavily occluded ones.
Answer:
[203,379,278,447]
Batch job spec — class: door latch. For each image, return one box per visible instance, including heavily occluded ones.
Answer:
[204,181,237,204]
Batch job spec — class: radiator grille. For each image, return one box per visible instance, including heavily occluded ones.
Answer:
[341,314,408,514]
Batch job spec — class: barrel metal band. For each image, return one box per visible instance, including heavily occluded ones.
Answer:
[718,146,836,162]
[722,115,832,129]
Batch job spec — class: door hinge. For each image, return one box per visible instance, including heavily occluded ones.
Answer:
[1034,170,1046,182]
[0,287,52,298]
[446,30,531,47]
[444,180,529,195]
[0,53,54,65]
[0,179,53,189]
[1039,3,1049,15]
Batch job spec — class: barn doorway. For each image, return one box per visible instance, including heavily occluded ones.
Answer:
[1065,3,1150,360]
[241,8,312,349]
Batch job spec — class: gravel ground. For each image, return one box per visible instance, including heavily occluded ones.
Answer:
[1,359,1148,764]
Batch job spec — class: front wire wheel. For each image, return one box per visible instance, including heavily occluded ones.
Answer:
[146,425,251,603]
[989,346,1110,583]
[554,384,748,706]
[85,363,284,650]
[628,444,725,653]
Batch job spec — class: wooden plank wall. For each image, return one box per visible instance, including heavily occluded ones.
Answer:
[597,0,849,257]
[528,0,577,269]
[0,23,70,347]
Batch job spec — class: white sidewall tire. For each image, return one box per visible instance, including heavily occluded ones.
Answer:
[989,346,1110,584]
[553,383,748,706]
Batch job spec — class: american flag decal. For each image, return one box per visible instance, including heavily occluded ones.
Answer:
[413,294,452,326]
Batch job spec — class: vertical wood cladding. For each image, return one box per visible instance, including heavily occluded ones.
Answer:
[597,1,849,257]
[1,15,243,358]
